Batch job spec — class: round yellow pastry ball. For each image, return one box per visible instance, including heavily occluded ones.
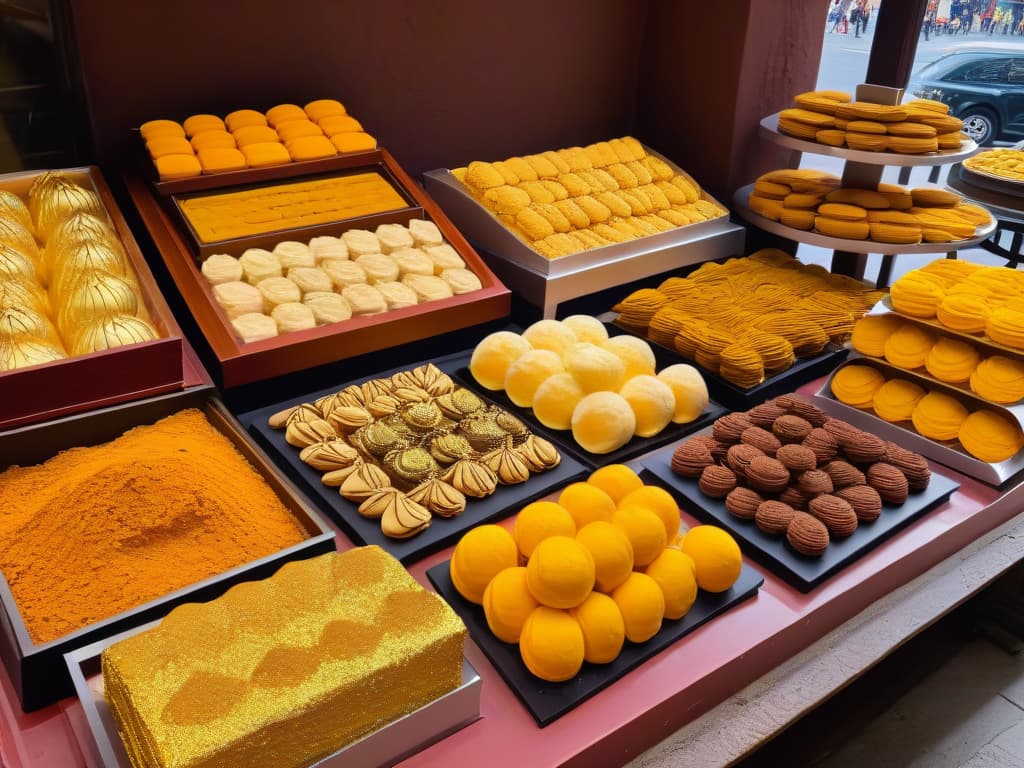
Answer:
[645,548,698,620]
[482,566,538,643]
[562,314,609,345]
[451,524,519,605]
[532,372,586,431]
[602,335,656,379]
[619,485,680,541]
[558,481,617,529]
[470,331,532,390]
[576,520,634,593]
[519,606,585,682]
[587,464,644,503]
[571,391,636,454]
[564,342,627,393]
[526,535,596,609]
[522,319,577,356]
[619,375,675,438]
[657,364,709,424]
[680,525,742,593]
[611,572,665,643]
[569,591,625,664]
[514,500,577,559]
[504,349,565,408]
[613,504,668,567]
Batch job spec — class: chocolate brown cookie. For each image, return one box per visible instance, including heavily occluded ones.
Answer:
[883,442,931,492]
[755,500,796,534]
[699,464,738,499]
[671,440,714,478]
[776,443,818,472]
[836,484,883,522]
[803,427,839,464]
[779,485,811,510]
[822,460,866,488]
[773,414,813,443]
[748,401,788,429]
[787,512,830,557]
[725,486,763,520]
[713,412,754,444]
[809,494,858,538]
[745,455,791,494]
[727,443,763,478]
[866,462,909,504]
[775,394,827,427]
[840,432,887,464]
[797,468,834,496]
[741,426,781,457]
[822,418,861,444]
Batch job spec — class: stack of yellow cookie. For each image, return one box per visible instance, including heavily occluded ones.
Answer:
[612,249,883,387]
[778,91,964,153]
[832,364,1024,462]
[453,137,726,260]
[890,258,1024,351]
[963,148,1024,181]
[142,98,378,180]
[748,169,991,244]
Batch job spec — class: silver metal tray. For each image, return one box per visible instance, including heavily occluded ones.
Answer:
[65,621,481,768]
[733,184,997,255]
[816,357,1024,486]
[758,112,980,167]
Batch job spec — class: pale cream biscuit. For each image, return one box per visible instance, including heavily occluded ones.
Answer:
[239,248,282,284]
[376,280,419,309]
[424,243,465,273]
[390,246,434,276]
[287,266,333,294]
[201,253,243,284]
[342,283,388,316]
[323,259,367,289]
[304,291,352,324]
[271,301,317,332]
[375,223,414,253]
[355,253,400,283]
[273,241,316,269]
[308,235,348,261]
[213,280,263,318]
[257,276,302,307]
[402,273,454,302]
[408,218,444,247]
[441,268,483,294]
[231,312,278,343]
[342,229,380,256]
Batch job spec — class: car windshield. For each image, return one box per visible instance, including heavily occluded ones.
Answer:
[916,51,1008,79]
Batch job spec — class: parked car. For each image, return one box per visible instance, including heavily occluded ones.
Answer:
[906,48,1024,145]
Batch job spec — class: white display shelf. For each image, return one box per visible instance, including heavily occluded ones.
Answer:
[733,183,997,255]
[759,113,981,167]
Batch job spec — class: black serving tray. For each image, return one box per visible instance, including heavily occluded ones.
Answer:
[640,440,960,592]
[426,559,763,726]
[605,321,850,411]
[449,353,726,470]
[240,353,587,565]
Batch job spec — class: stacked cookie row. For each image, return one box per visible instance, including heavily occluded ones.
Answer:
[613,249,881,388]
[777,91,964,154]
[671,394,932,557]
[200,218,482,343]
[748,169,991,244]
[962,148,1024,181]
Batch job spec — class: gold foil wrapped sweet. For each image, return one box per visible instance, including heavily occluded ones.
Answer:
[102,548,466,768]
[68,314,157,356]
[0,277,49,313]
[0,335,66,371]
[47,212,116,260]
[0,244,38,282]
[0,217,38,259]
[56,270,139,332]
[0,305,54,340]
[0,190,32,232]
[33,178,104,238]
[49,240,129,295]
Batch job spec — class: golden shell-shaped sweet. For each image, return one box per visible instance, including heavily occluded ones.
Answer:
[460,416,508,452]
[414,363,455,396]
[341,463,392,503]
[360,378,394,402]
[285,418,336,448]
[320,458,365,486]
[406,478,466,518]
[0,243,38,282]
[481,443,531,484]
[0,191,32,232]
[495,410,529,443]
[337,384,365,406]
[401,401,444,431]
[0,335,66,371]
[33,179,104,239]
[68,314,157,356]
[0,217,38,258]
[436,387,483,419]
[327,405,372,434]
[267,402,323,429]
[56,270,139,332]
[0,278,49,313]
[28,170,73,208]
[358,421,403,457]
[384,447,439,485]
[49,240,129,295]
[440,458,498,498]
[0,304,53,340]
[392,385,432,403]
[366,394,400,418]
[312,393,346,419]
[430,433,473,464]
[516,434,562,472]
[361,488,431,539]
[299,439,360,471]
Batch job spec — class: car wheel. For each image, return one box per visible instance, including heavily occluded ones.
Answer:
[959,107,999,145]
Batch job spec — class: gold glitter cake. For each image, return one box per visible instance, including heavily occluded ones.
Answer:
[102,547,466,768]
